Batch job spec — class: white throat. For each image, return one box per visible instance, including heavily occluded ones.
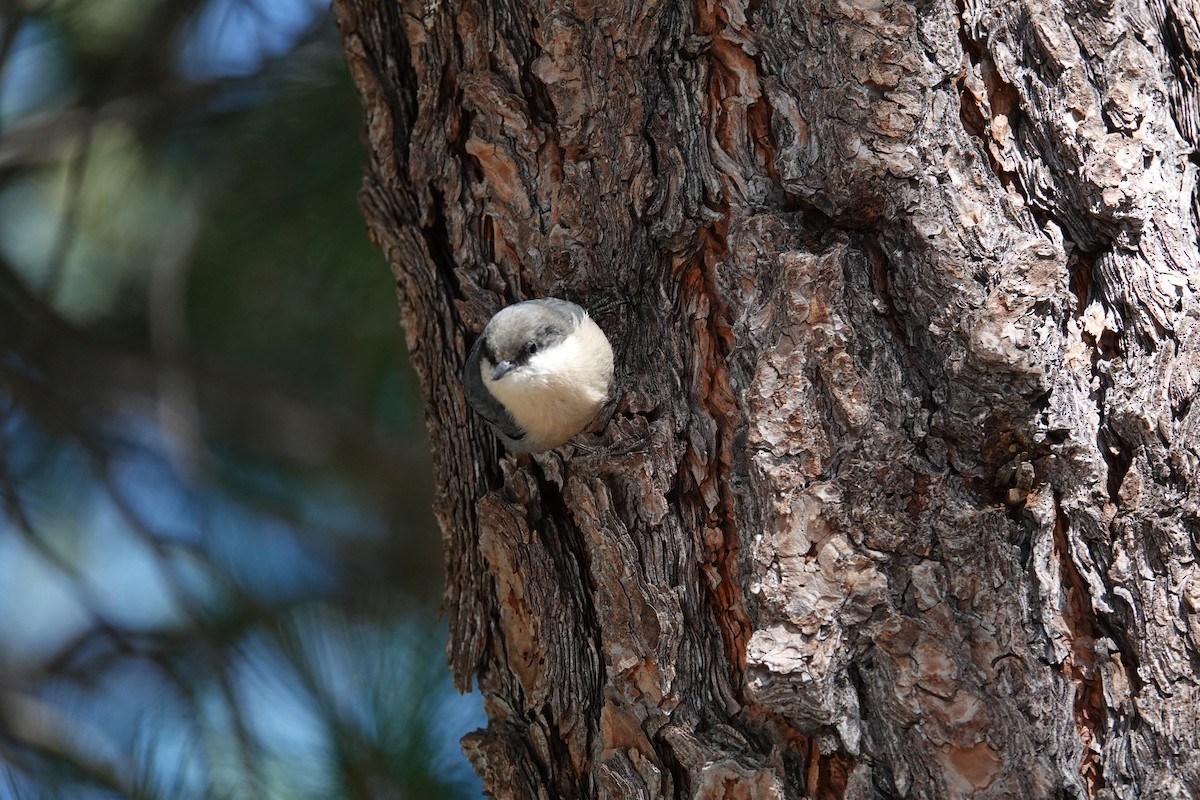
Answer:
[482,315,614,450]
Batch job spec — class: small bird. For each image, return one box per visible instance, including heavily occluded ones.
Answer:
[463,298,614,453]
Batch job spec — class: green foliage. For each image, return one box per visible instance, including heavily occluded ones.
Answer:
[0,3,480,798]
[186,71,414,435]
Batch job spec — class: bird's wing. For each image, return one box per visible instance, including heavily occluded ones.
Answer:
[463,334,528,445]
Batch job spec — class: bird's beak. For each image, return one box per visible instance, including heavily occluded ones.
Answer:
[490,361,516,381]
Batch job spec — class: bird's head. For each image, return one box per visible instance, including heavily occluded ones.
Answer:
[479,303,575,384]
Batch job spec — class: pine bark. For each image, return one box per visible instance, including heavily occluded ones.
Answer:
[333,0,1200,796]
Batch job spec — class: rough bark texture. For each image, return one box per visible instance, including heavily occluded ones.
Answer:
[333,0,1200,796]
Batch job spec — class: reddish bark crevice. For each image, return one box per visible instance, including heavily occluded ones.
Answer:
[952,0,1026,202]
[1051,498,1107,796]
[687,0,765,686]
[806,741,853,800]
[674,227,754,681]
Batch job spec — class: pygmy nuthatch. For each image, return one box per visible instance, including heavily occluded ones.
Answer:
[463,298,614,452]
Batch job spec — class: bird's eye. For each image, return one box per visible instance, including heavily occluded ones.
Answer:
[526,342,539,356]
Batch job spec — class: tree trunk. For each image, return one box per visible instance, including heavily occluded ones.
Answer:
[333,0,1200,795]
